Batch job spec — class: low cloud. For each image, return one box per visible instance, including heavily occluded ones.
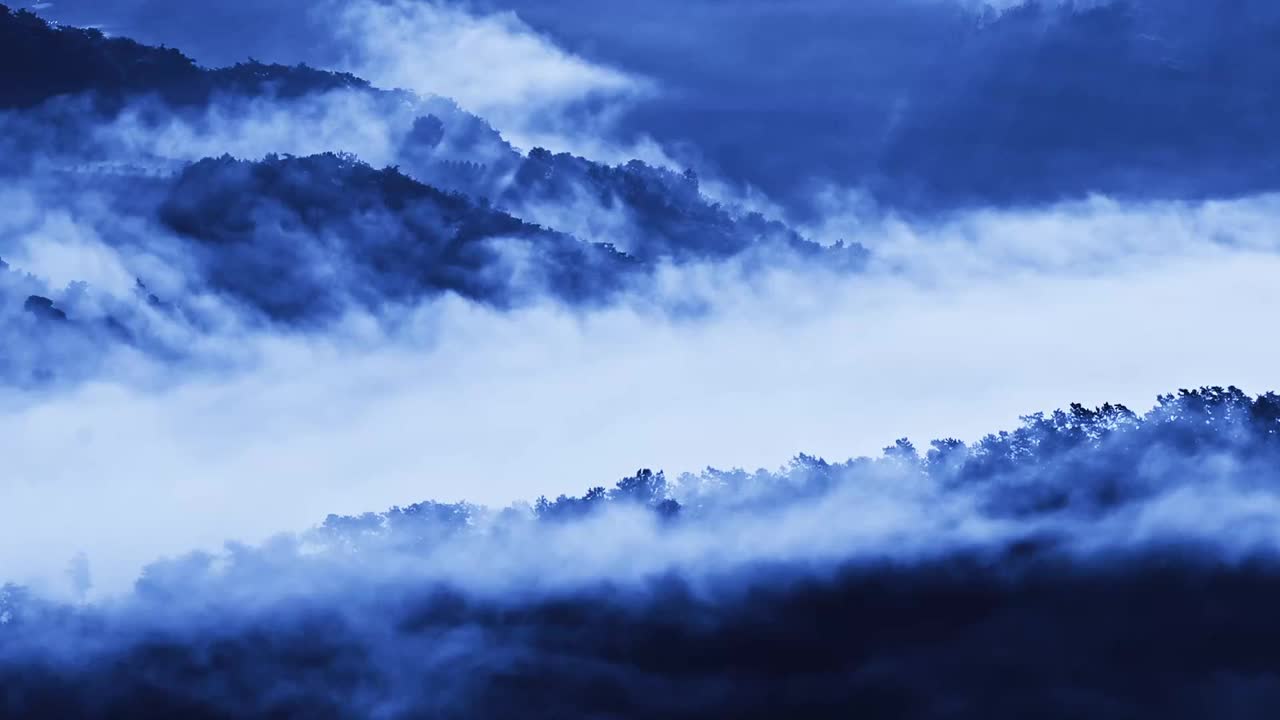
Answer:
[3,191,1279,590]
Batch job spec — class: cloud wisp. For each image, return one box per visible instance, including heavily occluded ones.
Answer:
[327,0,654,161]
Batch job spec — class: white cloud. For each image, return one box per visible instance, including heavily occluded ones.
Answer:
[328,0,648,156]
[4,192,1280,592]
[97,90,412,168]
[0,189,136,296]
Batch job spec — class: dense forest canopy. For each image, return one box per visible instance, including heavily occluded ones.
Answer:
[7,387,1280,718]
[0,5,864,385]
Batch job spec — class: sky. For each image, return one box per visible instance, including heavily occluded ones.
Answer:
[36,0,1280,213]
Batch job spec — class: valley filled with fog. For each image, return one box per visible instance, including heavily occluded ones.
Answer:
[3,2,1280,718]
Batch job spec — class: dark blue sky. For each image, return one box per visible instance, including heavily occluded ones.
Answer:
[37,0,1280,215]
